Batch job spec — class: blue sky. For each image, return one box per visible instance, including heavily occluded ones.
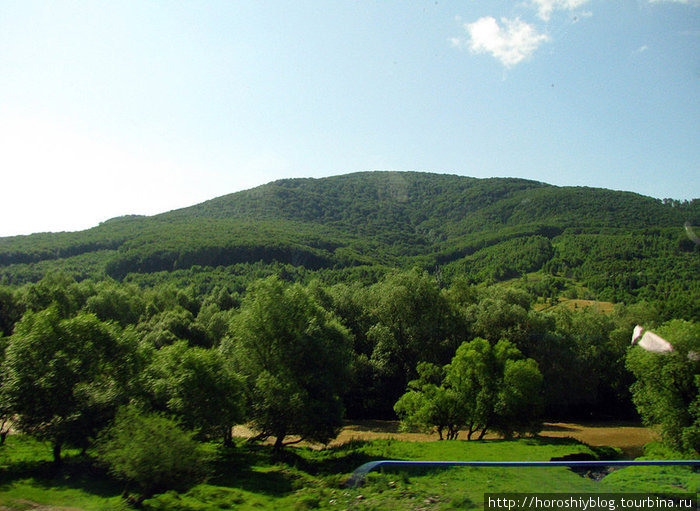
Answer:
[1,0,698,236]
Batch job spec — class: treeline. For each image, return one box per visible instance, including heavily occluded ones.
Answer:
[0,270,691,426]
[1,173,698,324]
[2,227,697,320]
[0,270,698,501]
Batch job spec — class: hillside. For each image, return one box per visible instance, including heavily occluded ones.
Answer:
[0,171,698,318]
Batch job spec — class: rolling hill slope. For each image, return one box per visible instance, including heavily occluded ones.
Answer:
[1,171,697,318]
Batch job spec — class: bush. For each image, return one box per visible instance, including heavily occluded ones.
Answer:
[96,406,210,498]
[626,320,700,456]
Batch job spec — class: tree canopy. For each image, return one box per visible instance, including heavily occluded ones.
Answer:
[2,307,132,463]
[223,277,352,448]
[626,320,700,456]
[1,172,696,320]
[395,337,543,440]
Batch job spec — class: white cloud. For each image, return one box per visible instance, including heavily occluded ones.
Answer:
[456,17,550,68]
[530,0,591,21]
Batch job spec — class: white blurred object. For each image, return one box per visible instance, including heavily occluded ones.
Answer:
[631,325,699,361]
[631,325,674,353]
[685,222,700,247]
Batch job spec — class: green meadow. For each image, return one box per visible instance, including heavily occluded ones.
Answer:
[1,433,697,510]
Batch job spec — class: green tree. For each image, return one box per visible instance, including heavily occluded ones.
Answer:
[0,285,23,337]
[2,307,132,463]
[19,272,85,318]
[533,307,633,418]
[194,302,231,346]
[626,320,700,455]
[394,362,464,440]
[96,406,209,500]
[0,337,11,445]
[395,337,543,440]
[445,338,501,440]
[447,337,542,439]
[465,287,535,350]
[138,307,208,348]
[223,277,352,449]
[141,341,244,445]
[362,269,461,416]
[84,281,145,326]
[367,269,459,374]
[492,358,544,438]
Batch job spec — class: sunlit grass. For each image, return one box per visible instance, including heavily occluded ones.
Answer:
[1,434,696,510]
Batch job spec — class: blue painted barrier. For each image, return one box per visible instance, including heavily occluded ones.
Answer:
[346,459,700,487]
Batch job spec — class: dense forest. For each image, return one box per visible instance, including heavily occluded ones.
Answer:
[0,172,698,502]
[0,172,698,319]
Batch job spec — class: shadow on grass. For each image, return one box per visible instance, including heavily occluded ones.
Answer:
[0,433,629,503]
[209,445,295,496]
[457,435,585,448]
[209,441,381,493]
[0,455,124,499]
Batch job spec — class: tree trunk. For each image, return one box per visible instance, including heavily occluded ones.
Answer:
[52,442,62,466]
[467,423,476,440]
[273,433,286,452]
[247,430,270,443]
[477,425,489,440]
[0,431,6,446]
[223,426,233,447]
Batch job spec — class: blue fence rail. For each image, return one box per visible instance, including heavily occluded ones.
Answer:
[346,460,700,488]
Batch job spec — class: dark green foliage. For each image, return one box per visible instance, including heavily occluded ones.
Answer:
[140,341,244,443]
[84,280,145,326]
[319,269,467,418]
[448,235,554,282]
[18,272,87,318]
[0,172,696,320]
[2,308,134,463]
[0,172,696,442]
[138,308,209,348]
[511,307,637,419]
[0,336,11,445]
[626,320,700,456]
[394,362,464,440]
[494,357,544,438]
[96,406,210,498]
[223,277,352,448]
[395,337,544,440]
[0,285,23,337]
[363,269,461,398]
[446,338,543,439]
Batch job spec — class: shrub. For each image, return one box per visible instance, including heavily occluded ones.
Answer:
[96,406,210,498]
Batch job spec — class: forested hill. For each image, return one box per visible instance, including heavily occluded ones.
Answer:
[1,171,698,319]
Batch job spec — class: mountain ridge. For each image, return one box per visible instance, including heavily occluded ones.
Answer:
[0,171,697,320]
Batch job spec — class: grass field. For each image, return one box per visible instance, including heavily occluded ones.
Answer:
[233,420,658,459]
[534,299,616,314]
[1,421,696,511]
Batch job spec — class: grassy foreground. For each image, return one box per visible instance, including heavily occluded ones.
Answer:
[0,434,697,510]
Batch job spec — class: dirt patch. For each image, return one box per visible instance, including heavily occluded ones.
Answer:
[231,421,502,448]
[232,420,657,458]
[539,421,658,459]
